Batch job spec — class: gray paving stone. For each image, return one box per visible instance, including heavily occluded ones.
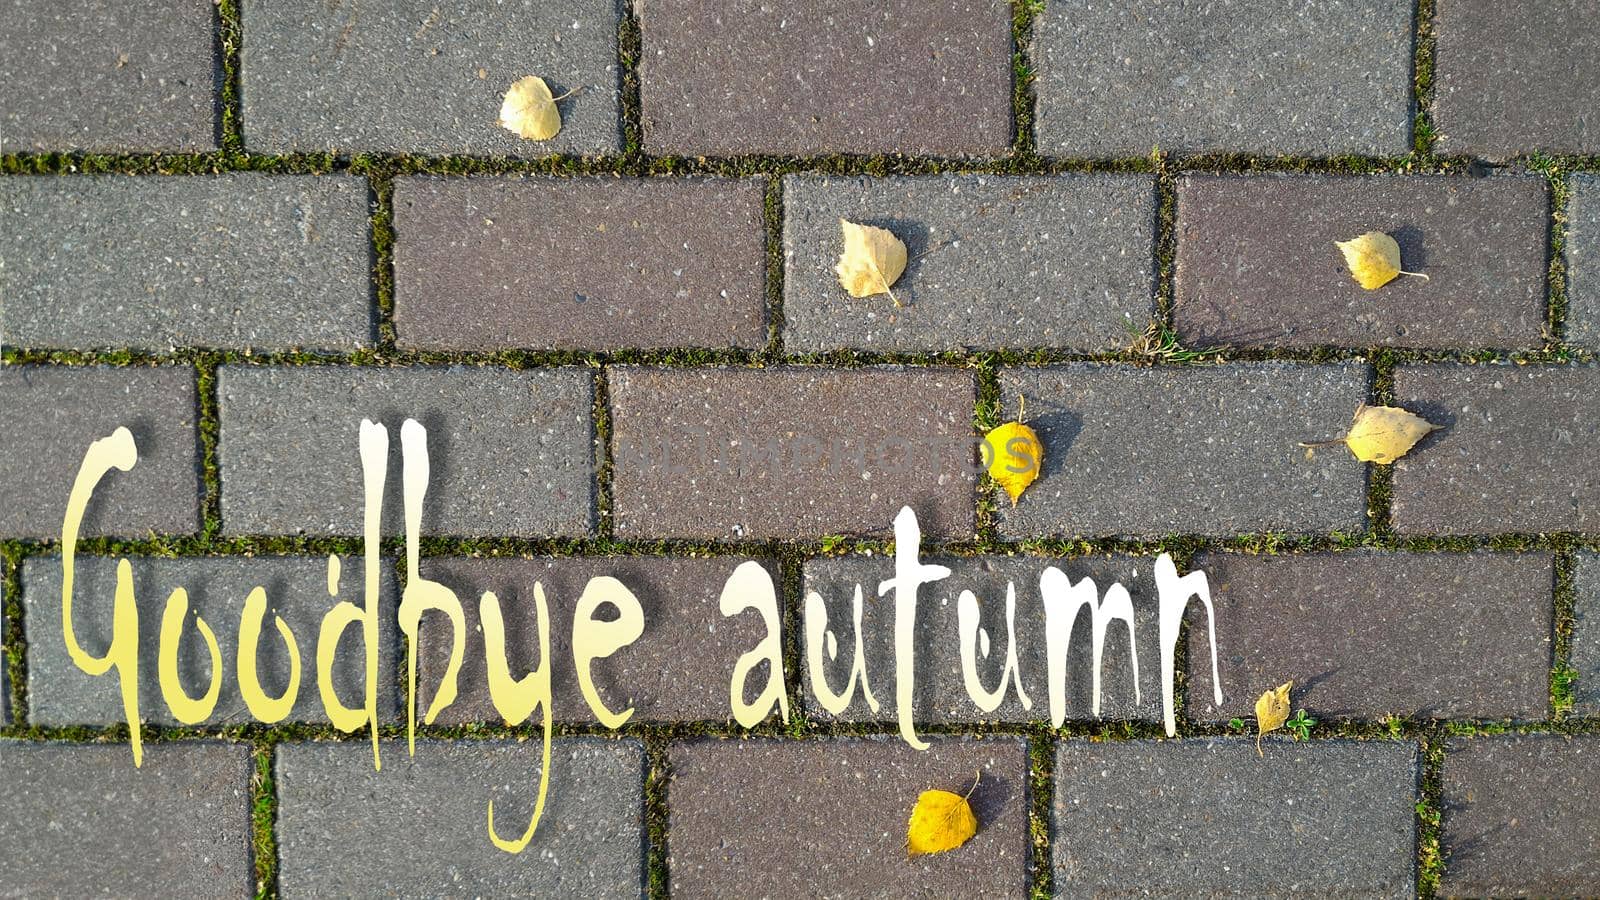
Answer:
[1566,176,1600,349]
[997,362,1370,538]
[415,556,777,724]
[1570,552,1600,716]
[1055,738,1419,897]
[638,0,1012,156]
[802,555,1160,724]
[1035,0,1413,157]
[1,175,373,352]
[0,366,200,539]
[218,365,594,537]
[782,174,1157,353]
[1434,0,1600,158]
[1186,551,1553,723]
[23,556,399,727]
[394,177,766,351]
[241,0,621,155]
[609,366,976,540]
[277,738,644,898]
[0,741,253,897]
[1440,734,1600,896]
[670,736,1029,899]
[0,2,217,152]
[1176,175,1549,349]
[1392,363,1600,535]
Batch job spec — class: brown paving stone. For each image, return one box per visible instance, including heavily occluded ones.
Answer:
[802,555,1162,724]
[1392,363,1600,535]
[415,556,777,724]
[608,367,977,540]
[394,177,767,351]
[0,366,200,539]
[1175,175,1549,349]
[1566,175,1600,349]
[638,0,1012,156]
[1186,551,1553,723]
[1434,0,1600,158]
[668,736,1029,899]
[1440,734,1600,896]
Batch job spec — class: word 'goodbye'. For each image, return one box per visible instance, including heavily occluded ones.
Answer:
[59,419,1223,853]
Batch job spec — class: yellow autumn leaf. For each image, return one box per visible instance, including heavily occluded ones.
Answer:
[1335,231,1428,290]
[907,785,978,856]
[1303,403,1440,464]
[984,396,1043,506]
[498,76,571,141]
[835,219,907,305]
[1255,680,1292,755]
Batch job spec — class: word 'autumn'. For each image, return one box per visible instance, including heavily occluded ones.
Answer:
[60,420,1223,854]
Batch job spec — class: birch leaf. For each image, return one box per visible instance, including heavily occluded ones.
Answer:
[835,219,907,305]
[499,76,565,141]
[1255,680,1292,755]
[907,787,978,856]
[1335,231,1428,290]
[985,396,1043,506]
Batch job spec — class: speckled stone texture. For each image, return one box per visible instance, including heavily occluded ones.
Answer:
[1570,552,1600,716]
[415,556,777,723]
[0,366,200,538]
[1439,735,1600,896]
[1035,0,1414,156]
[608,366,977,540]
[0,741,253,896]
[997,362,1370,538]
[782,174,1157,352]
[638,0,1013,156]
[1175,175,1549,349]
[1434,0,1600,158]
[23,556,400,726]
[217,366,594,537]
[1392,363,1600,535]
[1186,551,1553,722]
[802,555,1161,723]
[394,177,767,351]
[1,175,374,352]
[241,0,621,155]
[1055,738,1419,896]
[1566,176,1600,348]
[0,1,217,152]
[276,739,645,897]
[669,737,1029,898]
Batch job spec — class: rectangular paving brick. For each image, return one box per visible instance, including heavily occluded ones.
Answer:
[803,555,1161,724]
[639,0,1012,156]
[782,174,1157,352]
[1176,175,1549,349]
[1565,175,1600,348]
[1,175,373,352]
[394,177,766,351]
[277,738,644,897]
[0,366,200,539]
[1440,735,1600,896]
[1392,363,1600,534]
[1055,738,1419,896]
[241,0,620,155]
[670,736,1029,899]
[1186,551,1553,723]
[23,556,399,727]
[416,556,776,724]
[997,363,1370,538]
[1035,0,1413,156]
[610,366,976,540]
[218,365,594,537]
[0,741,253,897]
[0,4,217,152]
[1570,552,1600,716]
[1434,0,1600,158]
